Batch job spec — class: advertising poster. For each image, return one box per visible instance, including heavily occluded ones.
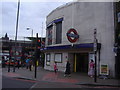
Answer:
[88,53,95,69]
[100,64,109,75]
[89,53,95,62]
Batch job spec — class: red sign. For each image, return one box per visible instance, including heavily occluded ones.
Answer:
[66,28,79,43]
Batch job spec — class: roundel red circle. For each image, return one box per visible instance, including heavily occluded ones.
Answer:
[66,28,79,43]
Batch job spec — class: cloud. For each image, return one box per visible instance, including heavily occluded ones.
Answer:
[1,1,67,40]
[1,0,74,3]
[1,0,116,2]
[2,2,18,37]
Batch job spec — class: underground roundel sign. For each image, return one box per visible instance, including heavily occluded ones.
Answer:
[66,28,79,43]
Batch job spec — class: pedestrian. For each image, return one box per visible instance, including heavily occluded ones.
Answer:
[17,60,20,69]
[2,56,6,68]
[88,59,95,77]
[64,61,71,77]
[26,57,30,69]
[29,60,33,71]
[54,62,58,74]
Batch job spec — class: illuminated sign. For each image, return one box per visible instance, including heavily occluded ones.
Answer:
[66,28,79,43]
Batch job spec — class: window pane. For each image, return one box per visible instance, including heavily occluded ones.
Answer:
[56,22,62,44]
[46,54,50,62]
[55,53,62,62]
[47,26,53,45]
[46,54,50,65]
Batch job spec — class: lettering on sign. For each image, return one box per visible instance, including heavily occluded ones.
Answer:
[66,28,79,43]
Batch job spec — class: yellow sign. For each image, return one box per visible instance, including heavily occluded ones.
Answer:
[36,61,39,66]
[100,64,109,75]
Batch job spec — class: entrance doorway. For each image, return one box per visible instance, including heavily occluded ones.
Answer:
[75,53,89,73]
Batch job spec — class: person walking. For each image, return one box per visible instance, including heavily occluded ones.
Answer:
[29,60,33,71]
[54,62,58,74]
[64,61,71,77]
[26,57,30,69]
[88,59,95,77]
[17,60,20,69]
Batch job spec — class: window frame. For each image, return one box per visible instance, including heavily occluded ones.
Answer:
[47,26,53,45]
[55,21,62,44]
[46,53,51,66]
[54,53,62,63]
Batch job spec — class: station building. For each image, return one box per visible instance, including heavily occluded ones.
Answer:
[41,2,120,78]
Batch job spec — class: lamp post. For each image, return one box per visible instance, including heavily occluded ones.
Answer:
[13,0,20,72]
[94,28,98,83]
[8,40,11,72]
[34,33,38,78]
[26,27,34,56]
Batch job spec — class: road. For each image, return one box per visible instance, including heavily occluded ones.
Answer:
[2,67,120,89]
[2,76,36,89]
[30,80,119,89]
[2,76,119,90]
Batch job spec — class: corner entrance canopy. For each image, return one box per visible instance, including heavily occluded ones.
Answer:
[40,43,101,52]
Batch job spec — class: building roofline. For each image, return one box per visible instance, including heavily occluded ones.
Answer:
[47,2,74,18]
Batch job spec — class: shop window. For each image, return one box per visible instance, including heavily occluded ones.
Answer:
[47,26,53,45]
[56,22,62,44]
[46,53,50,66]
[54,53,62,63]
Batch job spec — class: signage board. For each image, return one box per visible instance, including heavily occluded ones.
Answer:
[66,28,79,43]
[94,42,97,52]
[89,53,95,61]
[100,64,109,75]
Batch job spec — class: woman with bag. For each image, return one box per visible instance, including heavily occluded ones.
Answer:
[88,59,95,77]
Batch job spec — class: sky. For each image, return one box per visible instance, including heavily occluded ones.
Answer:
[1,0,73,40]
[1,0,117,40]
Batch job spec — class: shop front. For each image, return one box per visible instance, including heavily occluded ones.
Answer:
[42,43,101,73]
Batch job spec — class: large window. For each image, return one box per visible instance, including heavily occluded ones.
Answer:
[54,53,62,63]
[47,26,53,45]
[46,53,50,65]
[47,18,63,45]
[56,21,62,44]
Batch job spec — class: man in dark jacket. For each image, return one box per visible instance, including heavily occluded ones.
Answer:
[64,61,71,77]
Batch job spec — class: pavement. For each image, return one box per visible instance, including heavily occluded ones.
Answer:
[2,66,120,88]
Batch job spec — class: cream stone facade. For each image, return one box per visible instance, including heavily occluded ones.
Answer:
[42,2,116,77]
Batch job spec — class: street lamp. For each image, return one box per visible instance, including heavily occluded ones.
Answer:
[26,27,34,56]
[26,27,33,38]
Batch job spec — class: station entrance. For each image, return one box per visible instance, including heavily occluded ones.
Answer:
[74,53,89,73]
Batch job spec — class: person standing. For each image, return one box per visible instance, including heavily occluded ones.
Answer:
[64,61,71,77]
[88,59,95,77]
[54,62,58,74]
